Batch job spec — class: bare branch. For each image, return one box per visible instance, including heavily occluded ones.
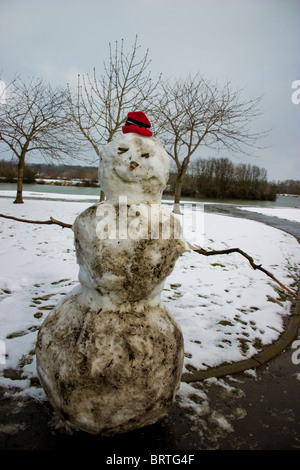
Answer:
[0,213,72,229]
[151,74,269,210]
[188,243,300,301]
[67,36,161,152]
[1,75,84,202]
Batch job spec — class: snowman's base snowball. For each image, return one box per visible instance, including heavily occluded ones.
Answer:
[36,286,184,435]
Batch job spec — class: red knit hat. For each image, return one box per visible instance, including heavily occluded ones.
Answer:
[122,111,153,137]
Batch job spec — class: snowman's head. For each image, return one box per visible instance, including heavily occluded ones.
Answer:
[99,133,171,203]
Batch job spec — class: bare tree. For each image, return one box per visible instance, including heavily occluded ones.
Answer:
[151,75,267,213]
[0,76,80,203]
[67,35,160,200]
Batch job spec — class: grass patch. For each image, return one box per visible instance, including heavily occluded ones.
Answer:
[51,278,71,285]
[170,283,181,289]
[238,338,250,355]
[253,338,263,350]
[211,263,226,268]
[218,320,234,327]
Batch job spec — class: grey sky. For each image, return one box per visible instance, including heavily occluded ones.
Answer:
[0,0,299,181]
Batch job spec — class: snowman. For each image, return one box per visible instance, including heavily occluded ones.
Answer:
[36,112,188,435]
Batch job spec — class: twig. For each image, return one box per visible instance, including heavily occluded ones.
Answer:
[188,243,300,301]
[0,213,72,229]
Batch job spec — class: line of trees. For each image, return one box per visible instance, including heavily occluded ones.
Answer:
[0,160,98,185]
[276,180,300,195]
[167,157,277,200]
[1,36,268,206]
[2,158,296,201]
[0,159,36,183]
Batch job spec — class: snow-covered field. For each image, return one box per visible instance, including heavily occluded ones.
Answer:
[0,191,299,404]
[240,206,300,223]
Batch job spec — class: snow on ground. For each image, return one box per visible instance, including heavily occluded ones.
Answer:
[240,206,300,223]
[0,189,99,201]
[0,193,299,403]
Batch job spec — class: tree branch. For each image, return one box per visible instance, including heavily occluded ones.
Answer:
[0,213,72,229]
[188,243,300,301]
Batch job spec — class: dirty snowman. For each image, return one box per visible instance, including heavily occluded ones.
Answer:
[36,112,189,435]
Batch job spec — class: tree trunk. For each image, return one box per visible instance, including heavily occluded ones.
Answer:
[173,174,183,214]
[14,157,24,204]
[100,189,105,202]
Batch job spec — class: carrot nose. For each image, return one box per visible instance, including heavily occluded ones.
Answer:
[130,161,139,171]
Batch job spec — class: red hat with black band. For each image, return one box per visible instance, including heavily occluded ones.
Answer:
[122,111,153,137]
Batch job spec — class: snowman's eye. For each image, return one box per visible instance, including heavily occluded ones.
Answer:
[118,147,129,154]
[141,153,150,159]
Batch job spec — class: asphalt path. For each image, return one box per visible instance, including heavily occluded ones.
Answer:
[205,203,300,241]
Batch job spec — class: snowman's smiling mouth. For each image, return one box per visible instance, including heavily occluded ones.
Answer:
[113,168,137,184]
[113,167,153,184]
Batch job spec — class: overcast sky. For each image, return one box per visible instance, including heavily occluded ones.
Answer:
[0,0,299,181]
